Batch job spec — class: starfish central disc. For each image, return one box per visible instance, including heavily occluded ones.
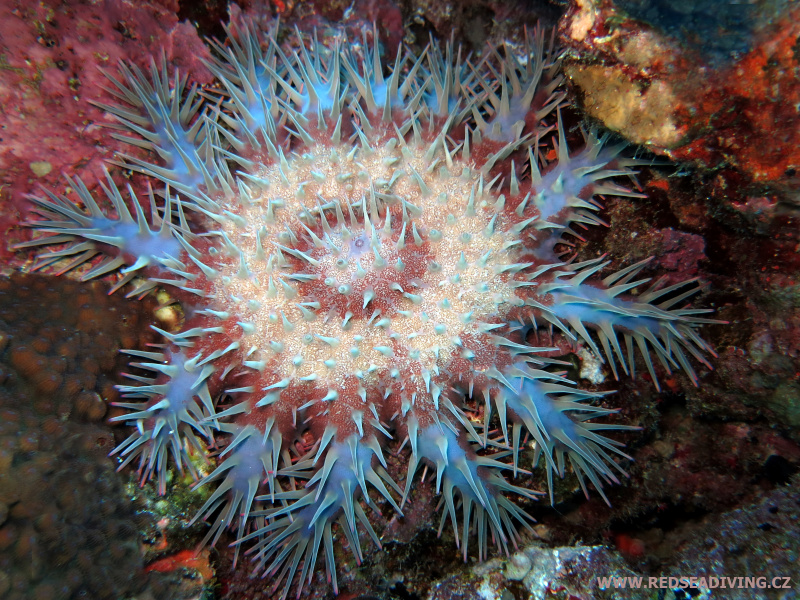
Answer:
[210,139,523,424]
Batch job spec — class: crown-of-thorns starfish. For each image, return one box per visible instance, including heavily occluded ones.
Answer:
[17,20,720,599]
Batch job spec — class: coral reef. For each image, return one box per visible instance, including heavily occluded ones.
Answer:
[429,474,800,600]
[0,273,205,600]
[428,542,649,600]
[3,1,799,599]
[0,407,142,600]
[0,273,157,422]
[560,0,800,192]
[662,476,800,600]
[10,7,724,599]
[0,0,212,264]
